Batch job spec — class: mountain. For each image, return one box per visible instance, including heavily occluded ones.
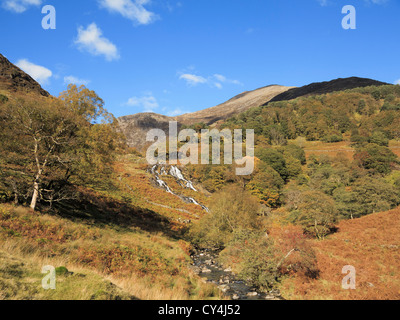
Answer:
[175,85,293,126]
[264,77,389,105]
[118,85,292,150]
[118,113,176,151]
[0,54,49,97]
[119,77,390,150]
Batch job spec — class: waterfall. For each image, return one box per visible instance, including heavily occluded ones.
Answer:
[149,165,209,212]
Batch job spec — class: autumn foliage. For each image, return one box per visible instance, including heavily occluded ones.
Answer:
[280,208,400,300]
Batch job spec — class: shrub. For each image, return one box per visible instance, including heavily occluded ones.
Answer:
[354,143,398,175]
[188,185,261,249]
[289,190,338,239]
[220,226,318,290]
[0,94,8,104]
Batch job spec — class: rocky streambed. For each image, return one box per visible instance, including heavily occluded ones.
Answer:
[190,249,283,301]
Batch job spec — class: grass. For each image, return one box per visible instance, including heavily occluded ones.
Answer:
[0,247,135,300]
[279,207,400,300]
[299,139,400,161]
[0,157,222,300]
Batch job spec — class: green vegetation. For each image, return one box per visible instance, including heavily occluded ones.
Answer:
[0,85,124,210]
[189,185,261,248]
[0,85,221,300]
[189,186,318,290]
[188,85,400,293]
[0,94,8,104]
[1,82,400,300]
[0,249,135,300]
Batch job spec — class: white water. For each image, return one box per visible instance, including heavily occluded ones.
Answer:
[149,165,209,212]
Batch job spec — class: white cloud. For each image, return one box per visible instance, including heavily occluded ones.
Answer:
[213,74,227,83]
[166,108,187,117]
[367,0,389,4]
[16,59,52,85]
[125,94,159,112]
[317,0,328,6]
[179,74,207,86]
[318,0,389,5]
[99,0,158,25]
[2,0,42,13]
[214,82,223,90]
[179,72,242,89]
[213,74,242,87]
[75,23,120,61]
[64,76,90,86]
[395,79,400,85]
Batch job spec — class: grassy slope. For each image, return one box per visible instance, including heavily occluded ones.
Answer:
[281,139,400,300]
[279,207,400,300]
[0,248,135,300]
[301,139,400,161]
[0,155,221,300]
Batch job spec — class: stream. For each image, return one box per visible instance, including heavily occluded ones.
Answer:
[190,248,284,301]
[148,165,283,300]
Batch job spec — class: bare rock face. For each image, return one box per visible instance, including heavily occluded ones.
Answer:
[118,113,182,150]
[0,53,50,97]
[118,85,292,150]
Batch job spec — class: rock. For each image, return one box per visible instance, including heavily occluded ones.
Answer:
[218,285,229,293]
[232,294,240,300]
[224,267,232,272]
[269,289,281,296]
[190,266,201,275]
[201,268,212,273]
[247,292,258,297]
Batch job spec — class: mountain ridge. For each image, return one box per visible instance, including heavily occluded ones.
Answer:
[0,54,50,97]
[118,85,293,149]
[264,76,389,105]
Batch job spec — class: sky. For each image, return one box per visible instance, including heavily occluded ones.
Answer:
[0,0,399,118]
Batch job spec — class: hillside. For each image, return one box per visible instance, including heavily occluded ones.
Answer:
[175,85,293,126]
[0,155,221,300]
[118,77,390,150]
[0,54,49,97]
[264,77,389,105]
[1,53,400,300]
[118,85,292,150]
[280,208,400,300]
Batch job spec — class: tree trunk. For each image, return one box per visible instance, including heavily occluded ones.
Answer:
[30,180,39,210]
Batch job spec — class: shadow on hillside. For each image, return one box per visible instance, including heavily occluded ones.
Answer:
[46,190,179,239]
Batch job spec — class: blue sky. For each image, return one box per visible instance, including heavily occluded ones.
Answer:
[1,0,399,118]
